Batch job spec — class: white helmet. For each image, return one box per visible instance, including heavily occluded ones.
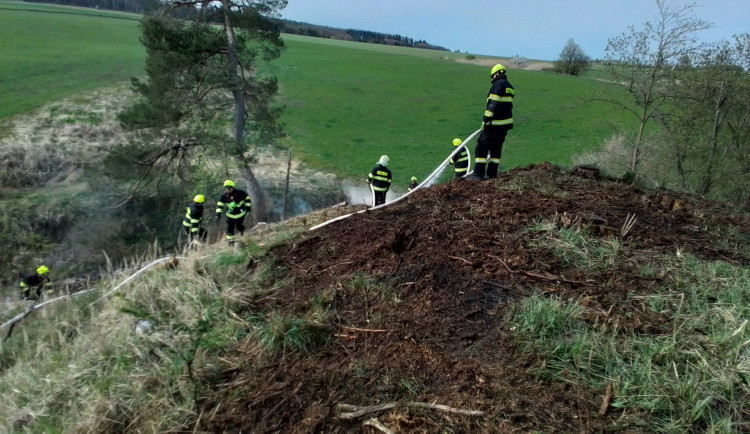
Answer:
[379,155,390,166]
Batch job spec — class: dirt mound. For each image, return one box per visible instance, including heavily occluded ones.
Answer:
[199,164,749,433]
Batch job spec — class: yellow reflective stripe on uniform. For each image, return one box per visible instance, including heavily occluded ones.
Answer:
[490,118,513,125]
[475,157,487,163]
[487,93,502,102]
[371,186,389,192]
[489,158,501,164]
[484,110,494,117]
[499,96,513,102]
[456,156,468,163]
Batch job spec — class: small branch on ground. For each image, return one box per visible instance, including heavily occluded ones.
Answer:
[363,418,394,434]
[340,326,388,333]
[337,401,485,420]
[599,381,613,416]
[449,255,474,265]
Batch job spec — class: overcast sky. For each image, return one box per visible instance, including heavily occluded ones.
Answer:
[280,0,749,61]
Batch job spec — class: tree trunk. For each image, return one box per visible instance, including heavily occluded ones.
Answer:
[223,0,267,222]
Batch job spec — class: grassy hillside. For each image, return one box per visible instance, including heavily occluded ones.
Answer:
[1,165,748,432]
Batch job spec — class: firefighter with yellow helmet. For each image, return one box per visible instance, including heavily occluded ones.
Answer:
[19,265,52,300]
[449,137,469,178]
[408,176,419,191]
[216,180,251,243]
[183,194,207,246]
[471,63,514,180]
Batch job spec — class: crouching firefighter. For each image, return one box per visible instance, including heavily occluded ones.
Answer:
[449,137,469,178]
[19,265,52,300]
[183,194,207,246]
[216,179,251,244]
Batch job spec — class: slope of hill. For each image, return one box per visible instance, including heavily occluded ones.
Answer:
[2,163,749,432]
[190,164,749,432]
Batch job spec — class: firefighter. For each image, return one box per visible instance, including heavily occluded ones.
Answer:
[449,137,469,178]
[182,194,207,246]
[408,176,419,191]
[216,180,251,244]
[19,265,52,300]
[368,155,392,206]
[472,64,514,180]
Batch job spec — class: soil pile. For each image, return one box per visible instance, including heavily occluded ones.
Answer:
[200,163,749,433]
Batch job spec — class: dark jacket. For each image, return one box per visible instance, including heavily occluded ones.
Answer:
[368,164,392,192]
[483,76,514,128]
[182,202,204,233]
[216,189,251,219]
[449,145,470,173]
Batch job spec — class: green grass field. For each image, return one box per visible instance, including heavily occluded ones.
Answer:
[0,1,631,186]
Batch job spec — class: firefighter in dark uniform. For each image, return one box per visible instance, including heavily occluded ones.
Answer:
[368,155,392,206]
[216,180,251,243]
[182,194,207,246]
[473,64,514,180]
[408,176,418,191]
[19,265,52,300]
[449,137,469,178]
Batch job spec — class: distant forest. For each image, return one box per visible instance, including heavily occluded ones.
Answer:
[21,0,450,51]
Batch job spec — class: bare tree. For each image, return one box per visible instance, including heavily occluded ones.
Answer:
[602,0,711,181]
[553,38,590,76]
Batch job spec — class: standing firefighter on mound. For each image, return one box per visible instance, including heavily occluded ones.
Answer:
[182,194,207,246]
[368,155,392,206]
[472,63,514,180]
[19,265,52,300]
[449,137,469,178]
[216,180,251,244]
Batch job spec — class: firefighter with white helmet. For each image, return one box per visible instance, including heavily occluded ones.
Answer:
[472,63,514,180]
[368,155,392,206]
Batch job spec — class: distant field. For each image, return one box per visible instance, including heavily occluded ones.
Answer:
[0,1,144,119]
[0,1,630,185]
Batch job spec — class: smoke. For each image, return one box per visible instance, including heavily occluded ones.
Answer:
[341,181,375,206]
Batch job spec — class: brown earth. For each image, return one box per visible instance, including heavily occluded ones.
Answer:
[198,163,750,433]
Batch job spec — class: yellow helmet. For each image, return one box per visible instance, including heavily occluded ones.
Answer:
[37,265,49,275]
[193,194,205,204]
[411,176,417,181]
[223,180,235,188]
[452,138,462,147]
[490,63,506,76]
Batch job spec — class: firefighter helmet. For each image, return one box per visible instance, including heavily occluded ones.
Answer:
[193,194,205,204]
[490,63,506,76]
[223,180,235,188]
[379,155,389,166]
[411,176,417,181]
[37,265,49,275]
[452,138,462,147]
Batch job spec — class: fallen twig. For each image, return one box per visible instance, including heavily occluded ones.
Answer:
[340,326,388,333]
[363,418,394,434]
[337,401,485,420]
[487,254,587,286]
[448,255,474,265]
[599,381,613,416]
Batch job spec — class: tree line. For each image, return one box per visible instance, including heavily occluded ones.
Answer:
[553,1,749,205]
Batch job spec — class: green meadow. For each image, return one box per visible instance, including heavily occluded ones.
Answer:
[0,1,630,186]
